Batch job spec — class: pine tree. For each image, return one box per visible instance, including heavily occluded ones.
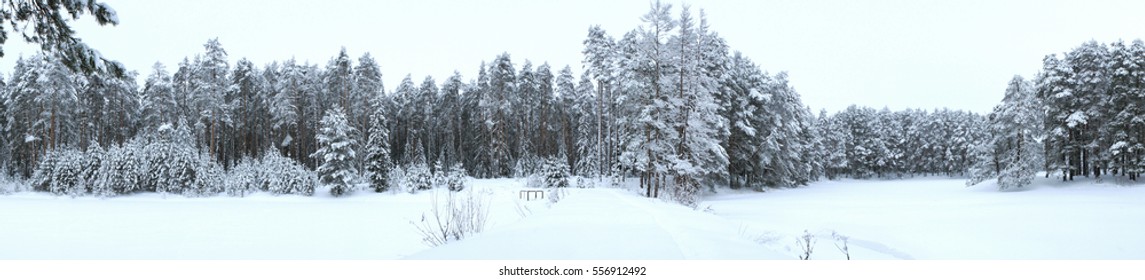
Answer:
[193,38,232,164]
[582,25,617,179]
[364,99,393,192]
[484,53,516,177]
[312,108,359,197]
[968,76,1044,190]
[573,72,599,176]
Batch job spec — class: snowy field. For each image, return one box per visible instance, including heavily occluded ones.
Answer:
[709,175,1145,260]
[1,175,1143,260]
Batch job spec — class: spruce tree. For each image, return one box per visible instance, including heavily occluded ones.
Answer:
[364,102,393,192]
[312,108,359,197]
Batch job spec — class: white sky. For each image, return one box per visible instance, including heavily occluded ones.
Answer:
[5,0,1145,114]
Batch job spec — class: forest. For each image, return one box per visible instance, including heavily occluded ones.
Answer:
[1,1,1141,204]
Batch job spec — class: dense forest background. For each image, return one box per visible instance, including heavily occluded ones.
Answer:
[2,2,1141,203]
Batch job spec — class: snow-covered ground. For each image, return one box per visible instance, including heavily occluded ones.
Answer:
[706,175,1145,260]
[1,175,1142,259]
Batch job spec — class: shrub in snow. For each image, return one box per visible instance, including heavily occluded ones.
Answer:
[831,231,851,260]
[796,230,816,260]
[411,188,491,247]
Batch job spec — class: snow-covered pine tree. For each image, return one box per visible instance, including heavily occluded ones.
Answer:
[438,72,465,170]
[192,38,232,164]
[416,76,439,167]
[312,108,359,197]
[554,66,580,174]
[515,60,538,163]
[405,153,432,193]
[364,96,393,192]
[484,53,516,178]
[817,109,849,180]
[390,75,416,165]
[353,52,385,157]
[535,63,558,159]
[1067,41,1111,179]
[76,143,105,196]
[1104,40,1145,180]
[968,76,1044,190]
[228,58,266,163]
[140,63,179,132]
[582,25,616,179]
[572,71,599,176]
[1036,53,1078,181]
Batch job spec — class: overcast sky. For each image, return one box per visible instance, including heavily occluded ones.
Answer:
[5,0,1145,114]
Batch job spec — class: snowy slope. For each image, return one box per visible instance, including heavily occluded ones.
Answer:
[406,186,790,260]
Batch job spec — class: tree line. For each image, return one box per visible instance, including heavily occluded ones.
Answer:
[1,1,1134,200]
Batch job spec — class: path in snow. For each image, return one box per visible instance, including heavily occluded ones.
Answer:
[405,187,790,260]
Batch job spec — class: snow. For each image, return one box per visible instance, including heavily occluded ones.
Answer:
[1,175,1142,259]
[407,185,787,260]
[705,175,1145,260]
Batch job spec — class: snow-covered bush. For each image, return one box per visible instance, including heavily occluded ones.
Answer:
[445,163,467,192]
[28,147,86,196]
[431,161,447,189]
[94,140,146,197]
[670,175,701,208]
[261,150,316,196]
[411,188,491,247]
[226,158,260,197]
[387,166,408,194]
[406,162,433,193]
[511,155,543,178]
[540,157,570,189]
[76,144,104,197]
[524,173,543,189]
[0,165,20,195]
[29,148,61,193]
